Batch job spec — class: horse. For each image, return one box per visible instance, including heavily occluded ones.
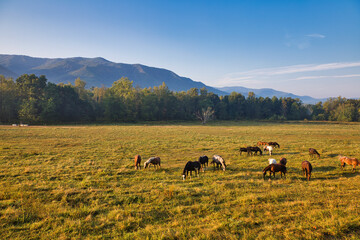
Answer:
[239,147,250,155]
[301,161,312,181]
[144,157,161,169]
[263,145,273,156]
[247,146,263,155]
[268,142,280,148]
[134,155,141,170]
[257,141,268,146]
[268,158,277,165]
[279,157,287,166]
[211,155,226,171]
[309,148,320,158]
[182,161,202,180]
[198,155,209,169]
[339,156,359,172]
[263,164,287,180]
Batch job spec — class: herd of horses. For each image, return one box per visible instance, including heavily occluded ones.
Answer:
[133,141,359,181]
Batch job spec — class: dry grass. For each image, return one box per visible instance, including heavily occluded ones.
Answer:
[0,121,360,239]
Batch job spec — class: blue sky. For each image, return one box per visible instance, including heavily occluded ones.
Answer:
[0,0,359,98]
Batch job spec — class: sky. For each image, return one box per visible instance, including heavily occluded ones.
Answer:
[0,0,359,98]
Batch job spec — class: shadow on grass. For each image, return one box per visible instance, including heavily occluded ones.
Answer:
[328,154,340,158]
[282,152,300,155]
[314,166,337,172]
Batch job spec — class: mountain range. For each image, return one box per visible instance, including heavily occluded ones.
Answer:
[0,54,325,104]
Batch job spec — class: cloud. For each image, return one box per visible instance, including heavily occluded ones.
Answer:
[285,33,325,49]
[306,34,326,38]
[294,74,360,81]
[218,61,360,86]
[225,61,360,77]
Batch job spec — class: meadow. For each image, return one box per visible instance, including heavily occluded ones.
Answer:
[0,121,360,239]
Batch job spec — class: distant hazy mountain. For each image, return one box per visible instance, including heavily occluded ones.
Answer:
[218,86,326,104]
[0,54,326,104]
[0,54,226,95]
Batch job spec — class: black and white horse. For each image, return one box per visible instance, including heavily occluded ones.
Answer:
[211,155,226,171]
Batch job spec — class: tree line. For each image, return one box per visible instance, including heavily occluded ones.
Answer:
[1,74,359,124]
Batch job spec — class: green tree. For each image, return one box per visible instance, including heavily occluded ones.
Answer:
[0,75,18,123]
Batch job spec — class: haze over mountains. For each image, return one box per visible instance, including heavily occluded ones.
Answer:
[0,54,325,104]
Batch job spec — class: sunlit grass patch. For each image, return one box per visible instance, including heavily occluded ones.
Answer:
[0,122,359,239]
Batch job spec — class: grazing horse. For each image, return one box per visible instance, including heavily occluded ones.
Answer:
[268,142,280,148]
[257,141,268,146]
[134,155,142,170]
[263,164,287,180]
[268,158,277,165]
[182,161,202,180]
[247,146,263,155]
[279,157,287,166]
[211,155,226,171]
[301,161,313,181]
[198,155,209,169]
[144,157,161,169]
[239,147,249,155]
[309,148,320,158]
[263,145,274,156]
[339,156,359,172]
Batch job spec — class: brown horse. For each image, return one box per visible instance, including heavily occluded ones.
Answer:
[257,141,268,146]
[134,155,142,170]
[301,161,312,181]
[309,148,320,158]
[144,157,161,169]
[339,156,359,172]
[263,164,287,180]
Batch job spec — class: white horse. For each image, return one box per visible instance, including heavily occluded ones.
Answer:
[211,155,226,171]
[268,158,277,164]
[263,145,273,156]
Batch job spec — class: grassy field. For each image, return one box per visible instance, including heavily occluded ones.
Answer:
[0,121,360,239]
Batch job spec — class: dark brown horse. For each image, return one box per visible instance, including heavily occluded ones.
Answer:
[268,142,280,148]
[309,148,320,158]
[134,155,141,170]
[247,146,263,156]
[279,157,287,165]
[198,155,209,168]
[239,147,249,155]
[263,164,287,180]
[301,161,312,181]
[182,161,202,180]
